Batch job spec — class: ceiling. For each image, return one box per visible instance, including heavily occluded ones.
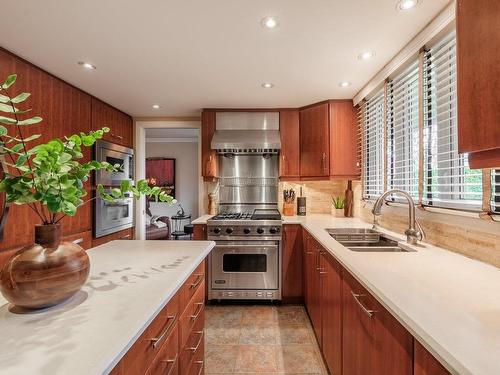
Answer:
[1,0,451,116]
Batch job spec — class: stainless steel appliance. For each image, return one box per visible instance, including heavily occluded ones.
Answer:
[94,140,135,237]
[208,112,282,301]
[95,140,134,186]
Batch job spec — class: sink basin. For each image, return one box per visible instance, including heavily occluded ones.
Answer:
[326,228,416,253]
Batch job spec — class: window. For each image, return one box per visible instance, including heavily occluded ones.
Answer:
[422,31,482,209]
[493,170,500,213]
[362,89,385,199]
[387,60,420,200]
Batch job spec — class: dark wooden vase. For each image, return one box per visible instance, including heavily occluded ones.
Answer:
[0,224,90,309]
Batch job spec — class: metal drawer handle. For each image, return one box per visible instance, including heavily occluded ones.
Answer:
[190,302,204,320]
[351,291,375,318]
[194,360,204,375]
[188,331,204,352]
[150,314,177,348]
[111,133,123,140]
[161,354,178,375]
[119,234,131,239]
[189,274,204,289]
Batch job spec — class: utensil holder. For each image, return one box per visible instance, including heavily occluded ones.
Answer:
[283,202,295,216]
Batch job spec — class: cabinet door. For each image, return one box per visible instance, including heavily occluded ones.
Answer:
[193,224,207,240]
[201,111,218,179]
[303,232,315,320]
[282,224,303,302]
[342,271,413,375]
[300,103,330,177]
[279,110,300,179]
[457,0,500,167]
[320,252,342,375]
[92,98,133,148]
[307,238,322,343]
[329,101,360,179]
[414,340,451,375]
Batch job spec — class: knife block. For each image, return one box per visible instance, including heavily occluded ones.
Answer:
[282,202,295,216]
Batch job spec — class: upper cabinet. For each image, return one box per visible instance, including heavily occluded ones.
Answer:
[201,110,218,180]
[457,0,500,168]
[279,110,300,179]
[91,98,133,148]
[299,101,359,180]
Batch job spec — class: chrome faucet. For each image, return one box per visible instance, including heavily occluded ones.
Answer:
[371,189,423,245]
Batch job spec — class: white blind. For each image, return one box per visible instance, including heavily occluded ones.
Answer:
[362,89,385,199]
[422,32,482,210]
[492,170,500,213]
[387,60,420,200]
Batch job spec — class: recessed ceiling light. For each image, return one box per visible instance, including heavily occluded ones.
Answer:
[261,82,274,88]
[78,61,96,70]
[152,104,161,109]
[358,51,375,60]
[261,16,278,29]
[396,0,419,11]
[339,82,351,88]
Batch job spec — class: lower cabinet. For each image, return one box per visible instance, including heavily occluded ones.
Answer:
[110,260,206,375]
[303,234,322,343]
[414,340,451,375]
[193,224,207,240]
[282,224,303,303]
[92,227,134,248]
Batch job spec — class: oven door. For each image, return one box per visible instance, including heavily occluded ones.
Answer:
[94,192,134,238]
[210,241,279,290]
[95,140,134,186]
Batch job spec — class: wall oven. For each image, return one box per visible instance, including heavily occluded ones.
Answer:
[95,140,134,186]
[94,189,134,238]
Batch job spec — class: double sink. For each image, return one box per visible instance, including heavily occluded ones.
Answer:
[326,228,415,253]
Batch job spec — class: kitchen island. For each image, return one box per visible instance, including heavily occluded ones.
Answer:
[0,240,214,375]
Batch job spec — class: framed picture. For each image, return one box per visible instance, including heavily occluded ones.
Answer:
[145,157,176,198]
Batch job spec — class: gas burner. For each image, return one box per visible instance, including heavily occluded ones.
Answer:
[211,212,253,220]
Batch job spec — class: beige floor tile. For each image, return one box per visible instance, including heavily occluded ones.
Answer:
[205,345,239,373]
[276,305,310,325]
[235,345,279,373]
[205,325,241,345]
[275,326,314,345]
[277,345,326,374]
[239,325,277,345]
[241,306,279,326]
[206,308,243,327]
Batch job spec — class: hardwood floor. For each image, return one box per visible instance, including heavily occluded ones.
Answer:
[204,305,328,374]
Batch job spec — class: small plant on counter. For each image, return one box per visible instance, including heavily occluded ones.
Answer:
[331,196,345,209]
[0,74,175,226]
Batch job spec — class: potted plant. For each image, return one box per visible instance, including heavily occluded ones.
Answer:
[331,196,345,218]
[0,74,175,309]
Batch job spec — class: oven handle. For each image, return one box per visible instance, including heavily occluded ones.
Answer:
[214,244,278,249]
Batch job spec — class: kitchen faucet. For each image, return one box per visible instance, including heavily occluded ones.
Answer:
[371,189,423,245]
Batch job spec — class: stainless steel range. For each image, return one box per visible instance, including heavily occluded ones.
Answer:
[207,112,283,301]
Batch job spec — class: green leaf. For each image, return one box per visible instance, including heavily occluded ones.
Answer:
[0,103,17,113]
[59,152,72,163]
[23,134,41,142]
[10,92,30,104]
[11,143,24,153]
[120,179,131,192]
[2,74,17,89]
[0,125,7,136]
[0,115,16,125]
[81,135,94,146]
[15,154,27,167]
[0,94,9,104]
[17,116,42,126]
[102,127,110,133]
[111,188,122,198]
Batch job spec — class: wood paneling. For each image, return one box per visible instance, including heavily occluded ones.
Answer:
[414,340,451,375]
[92,97,133,148]
[304,235,322,343]
[201,111,217,180]
[282,224,303,302]
[92,227,134,247]
[457,0,500,167]
[329,100,360,179]
[279,110,300,179]
[193,224,207,240]
[299,103,330,178]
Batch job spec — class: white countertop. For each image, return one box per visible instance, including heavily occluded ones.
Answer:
[292,214,500,375]
[191,214,213,224]
[0,240,215,375]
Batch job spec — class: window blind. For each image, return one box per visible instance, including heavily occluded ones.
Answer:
[362,88,385,199]
[422,31,482,209]
[492,170,500,213]
[387,60,420,200]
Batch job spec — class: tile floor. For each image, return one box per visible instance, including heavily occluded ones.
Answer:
[204,304,328,374]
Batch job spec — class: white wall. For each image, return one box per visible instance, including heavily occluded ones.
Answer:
[145,141,199,220]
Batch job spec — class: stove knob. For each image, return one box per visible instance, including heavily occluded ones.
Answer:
[226,228,234,234]
[243,228,251,234]
[256,228,264,234]
[213,228,221,234]
[269,227,280,234]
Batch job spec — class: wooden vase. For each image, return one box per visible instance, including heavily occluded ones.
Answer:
[0,224,90,309]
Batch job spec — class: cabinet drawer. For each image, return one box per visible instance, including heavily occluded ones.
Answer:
[145,325,179,375]
[122,292,180,374]
[62,230,93,250]
[180,261,205,313]
[187,339,204,375]
[179,308,205,375]
[179,280,205,349]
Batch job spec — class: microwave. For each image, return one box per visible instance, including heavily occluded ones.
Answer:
[95,140,134,186]
[94,188,134,238]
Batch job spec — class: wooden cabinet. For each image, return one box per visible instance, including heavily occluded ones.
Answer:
[91,98,133,148]
[193,224,207,240]
[282,224,303,303]
[303,234,322,343]
[300,103,330,178]
[320,251,342,375]
[62,230,93,250]
[201,110,218,180]
[92,227,134,248]
[342,270,413,375]
[457,0,500,168]
[111,259,206,375]
[414,340,451,375]
[279,110,300,179]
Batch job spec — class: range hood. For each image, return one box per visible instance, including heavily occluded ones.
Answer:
[211,112,281,154]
